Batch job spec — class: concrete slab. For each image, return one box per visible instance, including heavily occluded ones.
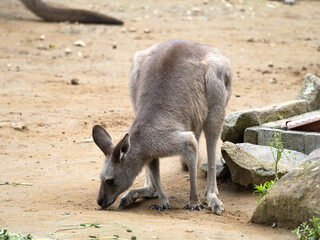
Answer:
[244,126,320,154]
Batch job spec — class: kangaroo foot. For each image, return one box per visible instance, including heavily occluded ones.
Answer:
[207,194,224,215]
[183,201,205,211]
[149,203,170,211]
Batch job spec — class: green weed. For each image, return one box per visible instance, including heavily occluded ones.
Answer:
[0,229,32,240]
[253,130,291,202]
[269,130,290,181]
[294,212,320,240]
[0,182,32,186]
[253,180,275,203]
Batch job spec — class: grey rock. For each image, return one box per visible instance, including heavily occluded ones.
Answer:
[284,0,297,5]
[273,100,308,119]
[221,142,288,187]
[221,107,277,143]
[201,156,230,178]
[251,148,320,228]
[296,73,320,111]
[237,143,306,168]
[221,100,308,143]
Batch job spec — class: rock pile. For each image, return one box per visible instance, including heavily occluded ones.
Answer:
[202,73,320,228]
[251,148,320,228]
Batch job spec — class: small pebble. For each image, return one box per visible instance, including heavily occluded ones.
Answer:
[38,44,48,50]
[270,78,277,84]
[65,48,72,55]
[112,42,117,49]
[192,7,201,13]
[131,236,136,240]
[71,78,79,85]
[74,40,86,47]
[39,35,46,40]
[272,222,277,228]
[144,28,151,34]
[126,229,132,233]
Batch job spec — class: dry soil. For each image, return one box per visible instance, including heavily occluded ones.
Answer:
[0,0,319,239]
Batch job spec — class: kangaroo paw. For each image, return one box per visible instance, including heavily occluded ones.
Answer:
[149,203,170,211]
[183,202,205,211]
[118,191,138,209]
[207,195,224,215]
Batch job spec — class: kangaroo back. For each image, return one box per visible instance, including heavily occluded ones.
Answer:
[129,40,232,139]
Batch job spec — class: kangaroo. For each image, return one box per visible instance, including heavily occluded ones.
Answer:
[20,0,123,25]
[92,39,232,215]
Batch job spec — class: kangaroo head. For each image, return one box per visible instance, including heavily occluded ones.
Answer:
[92,125,134,209]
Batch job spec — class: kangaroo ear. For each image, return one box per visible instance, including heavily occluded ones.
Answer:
[92,125,113,156]
[120,134,130,161]
[112,133,130,162]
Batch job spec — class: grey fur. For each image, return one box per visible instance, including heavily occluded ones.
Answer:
[93,40,232,214]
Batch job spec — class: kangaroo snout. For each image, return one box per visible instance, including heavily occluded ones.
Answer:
[97,197,116,209]
[97,198,104,207]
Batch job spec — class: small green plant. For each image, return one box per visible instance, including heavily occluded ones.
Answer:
[0,229,32,240]
[253,180,275,203]
[294,212,320,240]
[0,182,32,186]
[79,223,103,228]
[253,130,291,202]
[269,130,290,181]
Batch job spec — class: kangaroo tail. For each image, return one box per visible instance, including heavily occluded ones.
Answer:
[20,0,123,25]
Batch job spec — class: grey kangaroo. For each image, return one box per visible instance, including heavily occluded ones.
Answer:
[20,0,123,25]
[92,39,232,214]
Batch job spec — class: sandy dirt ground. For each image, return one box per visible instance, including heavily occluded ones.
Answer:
[0,0,319,239]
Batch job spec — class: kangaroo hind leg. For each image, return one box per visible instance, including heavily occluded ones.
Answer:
[178,132,204,211]
[203,108,226,215]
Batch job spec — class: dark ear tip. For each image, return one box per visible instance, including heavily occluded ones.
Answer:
[93,124,103,130]
[92,125,102,136]
[92,125,112,140]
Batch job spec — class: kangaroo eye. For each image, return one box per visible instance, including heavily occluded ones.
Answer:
[105,179,114,185]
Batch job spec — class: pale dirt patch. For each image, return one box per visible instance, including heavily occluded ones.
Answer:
[0,0,319,239]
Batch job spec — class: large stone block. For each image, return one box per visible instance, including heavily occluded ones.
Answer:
[305,132,320,154]
[237,143,306,167]
[244,126,320,154]
[273,100,308,119]
[221,142,289,187]
[296,73,320,111]
[251,148,320,228]
[221,100,308,143]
